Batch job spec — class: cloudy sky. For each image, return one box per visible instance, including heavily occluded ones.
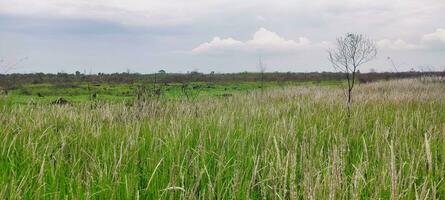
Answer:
[0,0,444,73]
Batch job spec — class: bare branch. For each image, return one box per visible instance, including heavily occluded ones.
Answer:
[0,57,28,74]
[327,33,377,107]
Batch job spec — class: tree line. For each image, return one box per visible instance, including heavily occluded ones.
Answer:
[0,70,442,88]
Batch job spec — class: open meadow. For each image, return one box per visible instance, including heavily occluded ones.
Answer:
[2,0,444,199]
[1,78,444,199]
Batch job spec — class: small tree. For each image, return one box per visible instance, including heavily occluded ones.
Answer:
[1,59,15,74]
[387,57,399,73]
[328,33,377,107]
[154,69,166,98]
[0,57,27,95]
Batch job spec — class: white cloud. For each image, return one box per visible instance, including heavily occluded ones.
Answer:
[191,37,244,54]
[255,15,266,21]
[0,0,233,26]
[192,28,322,54]
[1,0,442,29]
[422,28,445,48]
[196,27,445,54]
[377,39,421,50]
[246,28,311,50]
[377,28,445,51]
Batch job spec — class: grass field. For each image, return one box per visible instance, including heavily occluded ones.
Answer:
[2,80,342,104]
[1,79,444,199]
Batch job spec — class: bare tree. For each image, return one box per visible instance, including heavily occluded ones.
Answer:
[328,33,377,107]
[387,57,399,73]
[0,57,27,95]
[0,57,27,74]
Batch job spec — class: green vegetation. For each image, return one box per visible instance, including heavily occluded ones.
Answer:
[1,79,444,199]
[4,80,342,104]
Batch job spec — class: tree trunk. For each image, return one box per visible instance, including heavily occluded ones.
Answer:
[347,88,352,117]
[347,88,352,105]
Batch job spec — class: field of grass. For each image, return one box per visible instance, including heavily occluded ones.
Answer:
[1,79,444,199]
[3,80,342,104]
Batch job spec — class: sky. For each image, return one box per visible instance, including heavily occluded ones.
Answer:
[0,0,444,74]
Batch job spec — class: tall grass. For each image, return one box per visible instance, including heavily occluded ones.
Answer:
[1,79,444,199]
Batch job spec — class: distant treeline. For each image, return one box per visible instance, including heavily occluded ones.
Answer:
[1,71,444,88]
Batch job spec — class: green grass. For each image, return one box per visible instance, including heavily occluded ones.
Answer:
[4,80,343,104]
[1,79,444,199]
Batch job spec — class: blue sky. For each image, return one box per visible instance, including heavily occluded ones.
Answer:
[0,0,444,73]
